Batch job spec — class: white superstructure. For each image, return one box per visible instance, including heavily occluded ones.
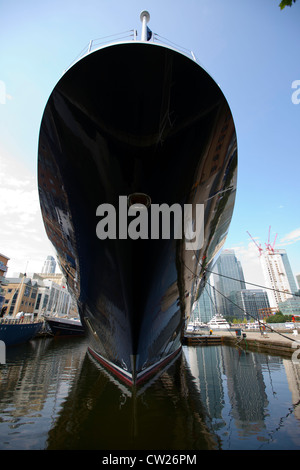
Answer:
[207,314,230,330]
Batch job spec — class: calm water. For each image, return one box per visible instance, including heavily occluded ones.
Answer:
[0,336,300,450]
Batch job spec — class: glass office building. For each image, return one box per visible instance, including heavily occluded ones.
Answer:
[214,249,246,317]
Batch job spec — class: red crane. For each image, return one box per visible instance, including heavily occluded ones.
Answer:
[247,227,278,257]
[265,226,278,253]
[247,231,263,256]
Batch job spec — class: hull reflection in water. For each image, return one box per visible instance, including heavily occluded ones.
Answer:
[1,339,300,450]
[46,348,218,450]
[38,11,237,386]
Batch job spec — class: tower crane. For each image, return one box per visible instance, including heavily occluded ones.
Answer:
[265,226,278,254]
[247,231,263,256]
[247,227,278,256]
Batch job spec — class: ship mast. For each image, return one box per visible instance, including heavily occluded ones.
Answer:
[140,10,150,41]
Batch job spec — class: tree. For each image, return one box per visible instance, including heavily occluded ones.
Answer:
[266,312,295,323]
[279,0,297,9]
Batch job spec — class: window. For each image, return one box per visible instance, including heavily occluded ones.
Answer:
[31,290,37,299]
[35,293,42,310]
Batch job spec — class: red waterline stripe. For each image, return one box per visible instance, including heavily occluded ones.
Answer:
[88,346,182,387]
[88,347,133,386]
[136,347,182,385]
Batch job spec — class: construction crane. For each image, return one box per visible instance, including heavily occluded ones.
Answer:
[247,231,263,256]
[247,227,278,256]
[265,226,278,254]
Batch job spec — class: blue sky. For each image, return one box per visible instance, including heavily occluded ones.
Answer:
[0,0,299,288]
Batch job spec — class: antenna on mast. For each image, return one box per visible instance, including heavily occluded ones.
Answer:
[140,10,151,41]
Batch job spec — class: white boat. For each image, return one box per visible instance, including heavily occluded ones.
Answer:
[245,322,260,330]
[207,314,230,330]
[186,321,206,333]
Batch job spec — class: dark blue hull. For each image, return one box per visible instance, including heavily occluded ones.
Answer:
[38,40,237,386]
[0,320,43,346]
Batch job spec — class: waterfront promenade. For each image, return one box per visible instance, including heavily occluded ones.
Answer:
[220,328,300,357]
[185,327,300,358]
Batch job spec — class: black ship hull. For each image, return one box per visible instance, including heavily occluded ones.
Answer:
[46,317,85,337]
[38,38,237,386]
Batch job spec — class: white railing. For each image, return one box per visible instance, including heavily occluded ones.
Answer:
[65,29,197,72]
[0,317,41,325]
[65,29,136,71]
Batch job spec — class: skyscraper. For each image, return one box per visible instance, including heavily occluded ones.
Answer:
[214,249,246,317]
[260,249,297,309]
[196,282,217,323]
[230,289,270,321]
[296,274,300,290]
[41,255,56,274]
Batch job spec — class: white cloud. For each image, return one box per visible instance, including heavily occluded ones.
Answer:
[279,228,300,246]
[0,151,56,275]
[226,242,265,288]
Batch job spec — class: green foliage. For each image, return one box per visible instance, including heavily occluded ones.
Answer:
[266,312,295,323]
[279,0,297,9]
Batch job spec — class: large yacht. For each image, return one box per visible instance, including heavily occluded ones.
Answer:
[38,12,237,386]
[207,314,231,330]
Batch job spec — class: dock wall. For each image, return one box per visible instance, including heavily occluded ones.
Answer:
[183,329,300,359]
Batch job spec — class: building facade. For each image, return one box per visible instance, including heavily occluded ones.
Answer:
[2,274,73,318]
[33,279,71,317]
[214,249,246,317]
[261,249,298,309]
[0,253,9,315]
[2,276,39,317]
[41,255,56,274]
[194,281,217,323]
[278,297,300,316]
[230,289,270,321]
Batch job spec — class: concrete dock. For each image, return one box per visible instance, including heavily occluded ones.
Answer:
[184,328,300,358]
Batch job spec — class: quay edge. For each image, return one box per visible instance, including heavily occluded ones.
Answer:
[185,330,300,358]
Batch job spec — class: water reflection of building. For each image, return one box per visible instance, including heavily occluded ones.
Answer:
[184,346,225,425]
[0,339,87,426]
[283,359,300,420]
[185,345,287,440]
[221,347,269,436]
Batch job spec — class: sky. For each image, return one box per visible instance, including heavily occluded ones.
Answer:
[0,0,299,289]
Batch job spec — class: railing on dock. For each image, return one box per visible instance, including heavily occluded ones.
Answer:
[0,317,41,325]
